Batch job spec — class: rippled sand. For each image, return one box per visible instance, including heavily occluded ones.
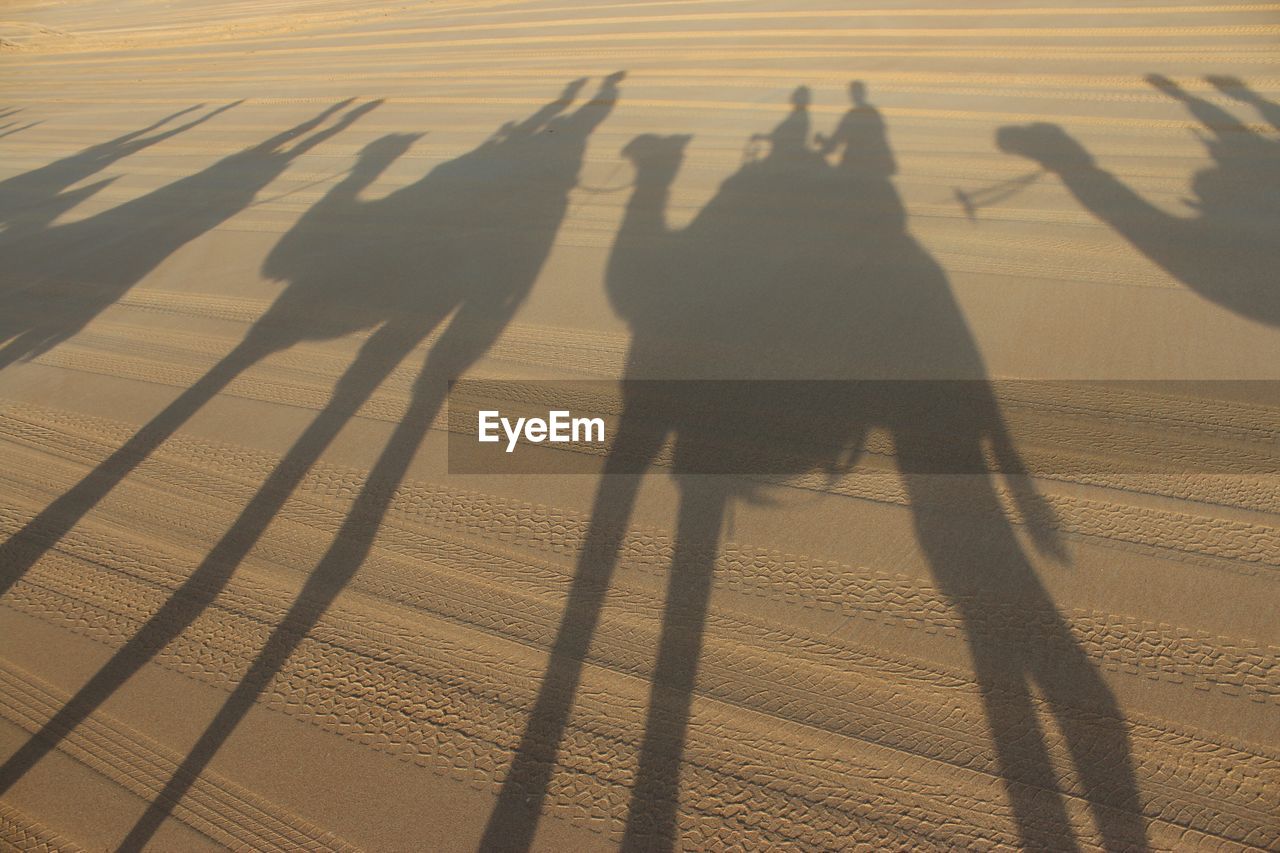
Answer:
[1,1,1277,849]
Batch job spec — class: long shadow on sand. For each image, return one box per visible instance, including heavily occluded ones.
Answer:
[483,84,1148,851]
[0,73,624,851]
[0,102,238,238]
[0,107,42,141]
[0,99,371,371]
[999,74,1280,325]
[0,99,375,603]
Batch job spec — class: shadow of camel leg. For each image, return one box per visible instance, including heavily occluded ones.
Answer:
[0,331,48,372]
[901,464,1088,850]
[621,475,727,853]
[1034,627,1148,852]
[119,321,448,851]
[481,411,666,851]
[0,323,421,798]
[0,335,271,599]
[967,631,1082,852]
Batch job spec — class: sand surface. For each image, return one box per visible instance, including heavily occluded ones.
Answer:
[1,1,1278,850]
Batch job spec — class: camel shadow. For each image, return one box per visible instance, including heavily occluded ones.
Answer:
[0,73,625,851]
[998,73,1280,325]
[0,100,376,600]
[0,102,238,239]
[0,99,366,371]
[483,83,1147,851]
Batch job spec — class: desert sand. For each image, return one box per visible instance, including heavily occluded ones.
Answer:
[1,0,1278,850]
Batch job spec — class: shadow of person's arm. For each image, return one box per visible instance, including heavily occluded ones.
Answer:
[78,103,206,159]
[813,113,849,157]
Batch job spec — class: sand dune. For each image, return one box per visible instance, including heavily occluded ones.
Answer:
[1,1,1278,850]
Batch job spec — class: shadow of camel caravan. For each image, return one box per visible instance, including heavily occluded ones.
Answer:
[0,99,365,370]
[0,101,241,240]
[484,82,1147,852]
[0,74,626,852]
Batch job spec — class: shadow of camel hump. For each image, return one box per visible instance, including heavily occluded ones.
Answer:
[998,73,1280,325]
[483,83,1147,852]
[0,74,624,852]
